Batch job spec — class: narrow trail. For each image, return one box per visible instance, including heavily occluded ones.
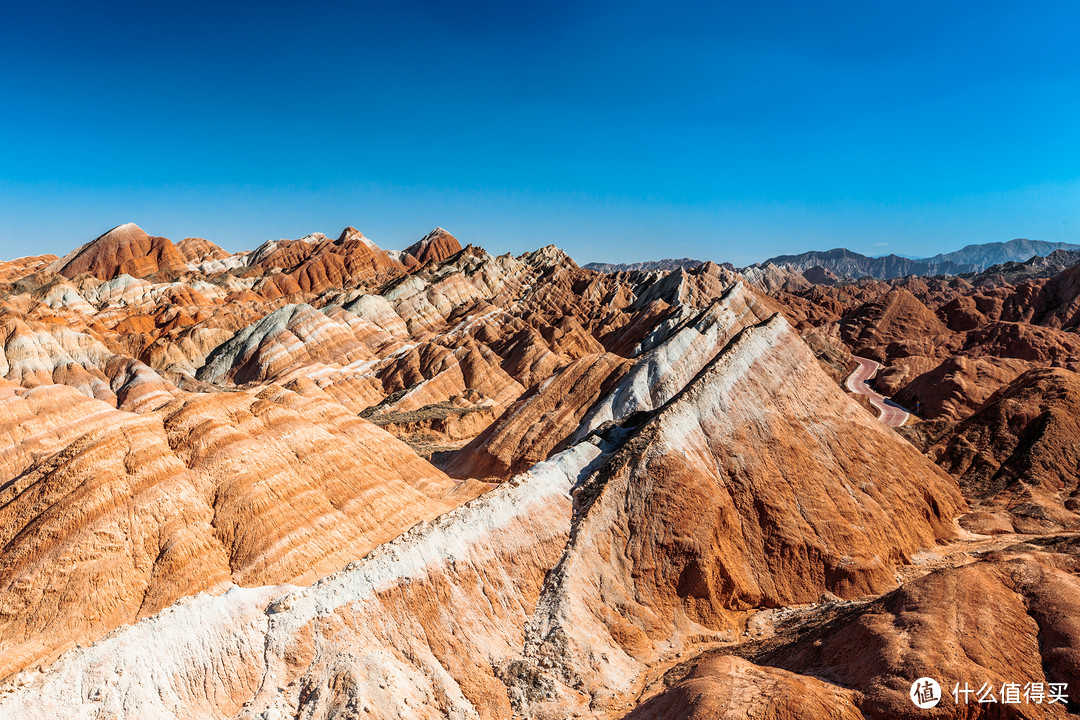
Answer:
[845,356,910,426]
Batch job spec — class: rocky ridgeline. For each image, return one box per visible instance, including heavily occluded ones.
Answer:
[0,224,1077,718]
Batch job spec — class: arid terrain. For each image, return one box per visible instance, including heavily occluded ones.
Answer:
[0,223,1078,718]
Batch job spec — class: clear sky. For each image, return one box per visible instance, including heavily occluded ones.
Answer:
[2,1,1078,266]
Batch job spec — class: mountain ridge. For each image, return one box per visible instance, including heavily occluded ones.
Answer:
[751,238,1080,280]
[583,258,713,273]
[581,238,1080,281]
[1,221,1079,719]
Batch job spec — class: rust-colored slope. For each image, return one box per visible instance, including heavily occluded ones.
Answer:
[249,227,406,294]
[626,656,863,720]
[444,352,631,481]
[175,236,231,263]
[403,227,464,266]
[0,254,58,284]
[929,367,1080,533]
[54,223,189,280]
[0,276,967,720]
[772,260,1080,422]
[15,225,1073,720]
[840,287,956,361]
[0,379,464,677]
[513,314,964,714]
[634,542,1080,719]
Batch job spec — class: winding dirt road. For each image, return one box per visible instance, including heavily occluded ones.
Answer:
[845,356,910,426]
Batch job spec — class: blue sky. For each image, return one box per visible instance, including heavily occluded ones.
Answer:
[1,1,1078,265]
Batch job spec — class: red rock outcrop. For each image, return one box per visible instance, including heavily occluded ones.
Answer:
[627,655,864,720]
[248,227,406,293]
[636,543,1080,719]
[6,223,1079,720]
[402,227,464,266]
[891,354,1031,420]
[0,254,58,283]
[445,352,631,480]
[928,367,1080,533]
[53,223,189,280]
[840,287,956,361]
[510,315,963,716]
[174,236,230,264]
[0,379,467,678]
[771,258,1080,423]
[0,303,965,720]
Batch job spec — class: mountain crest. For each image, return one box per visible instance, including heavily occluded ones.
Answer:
[403,227,463,266]
[52,223,187,280]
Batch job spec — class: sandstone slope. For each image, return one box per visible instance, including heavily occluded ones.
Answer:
[10,224,1078,720]
[0,275,965,719]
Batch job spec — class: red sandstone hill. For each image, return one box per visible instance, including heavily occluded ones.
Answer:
[249,226,407,294]
[766,259,1080,423]
[0,225,1078,719]
[175,236,231,264]
[402,226,464,266]
[927,367,1080,534]
[52,223,189,280]
[633,540,1080,719]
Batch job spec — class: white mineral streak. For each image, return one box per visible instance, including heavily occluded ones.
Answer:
[0,442,602,720]
[577,281,771,436]
[516,315,789,708]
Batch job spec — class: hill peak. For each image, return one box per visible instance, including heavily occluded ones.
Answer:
[55,223,186,280]
[403,227,462,265]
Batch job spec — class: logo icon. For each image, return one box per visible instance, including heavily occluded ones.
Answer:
[910,677,942,709]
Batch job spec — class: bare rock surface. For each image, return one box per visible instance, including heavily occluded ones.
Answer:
[3,225,1080,719]
[52,223,189,280]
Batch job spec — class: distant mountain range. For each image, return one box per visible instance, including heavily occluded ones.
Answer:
[921,239,1080,269]
[751,239,1080,280]
[582,258,713,273]
[750,248,966,279]
[579,239,1080,281]
[965,248,1080,285]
